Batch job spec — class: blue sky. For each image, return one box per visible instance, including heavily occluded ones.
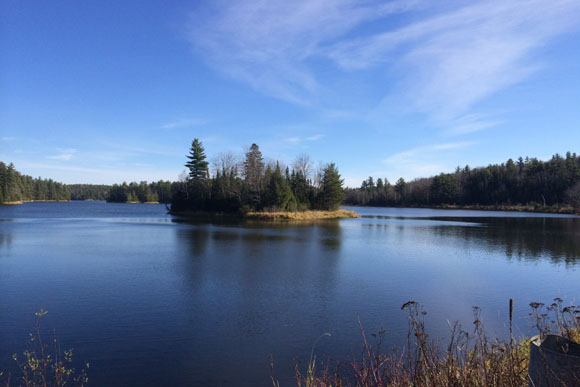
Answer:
[1,0,579,186]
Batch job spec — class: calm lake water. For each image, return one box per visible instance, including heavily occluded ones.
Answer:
[0,202,579,386]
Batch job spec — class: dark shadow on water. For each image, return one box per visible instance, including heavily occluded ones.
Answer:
[0,232,12,250]
[426,217,580,265]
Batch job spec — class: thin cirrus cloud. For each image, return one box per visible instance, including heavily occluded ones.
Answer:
[187,0,421,105]
[285,134,325,144]
[47,148,77,161]
[188,0,580,132]
[382,141,477,180]
[161,118,207,130]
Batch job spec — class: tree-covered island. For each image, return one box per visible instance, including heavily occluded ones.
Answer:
[169,139,358,219]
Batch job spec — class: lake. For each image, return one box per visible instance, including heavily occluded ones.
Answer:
[0,202,578,386]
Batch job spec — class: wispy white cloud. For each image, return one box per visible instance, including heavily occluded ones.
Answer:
[284,134,325,144]
[441,114,503,136]
[47,148,77,161]
[336,0,580,124]
[161,118,207,130]
[187,0,422,104]
[1,137,16,142]
[188,0,580,133]
[382,141,477,180]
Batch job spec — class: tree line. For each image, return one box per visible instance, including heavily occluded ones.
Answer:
[345,152,580,209]
[170,139,345,213]
[0,162,70,203]
[68,184,111,201]
[106,181,176,204]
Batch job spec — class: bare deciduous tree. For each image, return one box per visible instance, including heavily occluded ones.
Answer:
[293,153,312,178]
[212,151,239,177]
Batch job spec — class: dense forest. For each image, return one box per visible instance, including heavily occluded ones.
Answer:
[68,184,111,201]
[106,181,176,204]
[345,152,580,209]
[0,162,70,203]
[170,139,345,213]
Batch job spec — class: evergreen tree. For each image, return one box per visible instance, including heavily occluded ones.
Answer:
[265,163,296,210]
[244,144,264,191]
[394,178,406,202]
[430,173,457,204]
[243,143,264,207]
[5,163,21,202]
[317,163,345,210]
[185,139,209,181]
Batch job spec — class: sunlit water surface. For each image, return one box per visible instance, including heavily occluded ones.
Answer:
[0,202,578,386]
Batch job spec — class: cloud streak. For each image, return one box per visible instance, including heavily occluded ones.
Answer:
[382,141,477,180]
[161,118,207,130]
[188,0,422,104]
[188,0,580,132]
[47,148,77,161]
[285,134,325,144]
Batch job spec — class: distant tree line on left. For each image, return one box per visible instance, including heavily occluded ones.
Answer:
[69,182,181,203]
[0,162,70,203]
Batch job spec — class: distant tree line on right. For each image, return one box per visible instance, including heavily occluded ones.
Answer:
[345,152,580,209]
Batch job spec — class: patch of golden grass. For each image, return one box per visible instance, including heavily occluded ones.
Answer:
[245,209,360,220]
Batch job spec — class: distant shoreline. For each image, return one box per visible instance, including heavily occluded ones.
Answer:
[345,203,580,215]
[1,200,71,205]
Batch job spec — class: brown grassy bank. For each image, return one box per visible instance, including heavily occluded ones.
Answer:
[170,209,360,220]
[245,209,360,220]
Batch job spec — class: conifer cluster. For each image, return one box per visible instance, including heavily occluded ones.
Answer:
[170,139,345,213]
[346,152,580,209]
[0,162,70,203]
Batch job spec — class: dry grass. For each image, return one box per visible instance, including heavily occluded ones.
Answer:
[245,210,360,220]
[289,299,580,387]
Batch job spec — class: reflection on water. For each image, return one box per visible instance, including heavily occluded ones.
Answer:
[0,232,12,250]
[360,215,580,265]
[429,217,580,264]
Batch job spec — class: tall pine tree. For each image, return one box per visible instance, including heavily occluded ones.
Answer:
[185,139,209,181]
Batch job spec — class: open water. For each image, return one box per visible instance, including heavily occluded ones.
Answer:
[0,202,578,385]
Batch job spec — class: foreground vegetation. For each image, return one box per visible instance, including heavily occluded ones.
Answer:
[3,300,578,386]
[346,152,580,212]
[286,299,580,387]
[1,310,88,387]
